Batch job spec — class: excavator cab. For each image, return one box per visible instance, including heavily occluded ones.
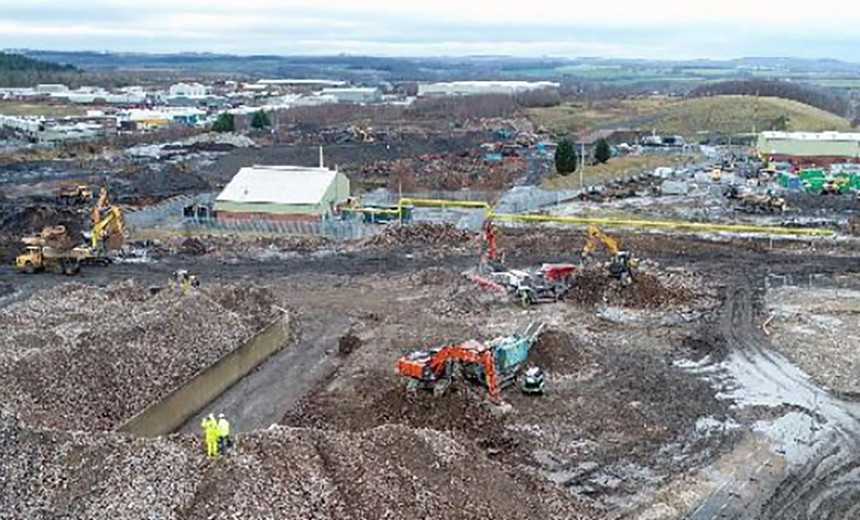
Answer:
[16,246,43,274]
[169,270,200,292]
[584,225,638,285]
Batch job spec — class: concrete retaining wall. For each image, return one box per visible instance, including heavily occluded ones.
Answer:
[118,316,291,437]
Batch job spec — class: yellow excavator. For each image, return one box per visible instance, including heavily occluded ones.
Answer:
[582,225,638,285]
[88,205,125,257]
[168,270,200,292]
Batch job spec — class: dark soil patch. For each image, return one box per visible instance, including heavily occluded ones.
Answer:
[337,332,362,356]
[528,330,587,373]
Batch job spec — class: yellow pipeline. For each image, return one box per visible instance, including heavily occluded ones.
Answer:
[489,212,834,236]
[398,197,491,210]
[391,197,833,236]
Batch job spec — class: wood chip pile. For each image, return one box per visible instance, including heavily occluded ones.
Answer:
[0,410,593,520]
[0,280,278,431]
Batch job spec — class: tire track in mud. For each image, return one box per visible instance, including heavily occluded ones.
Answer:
[688,284,860,520]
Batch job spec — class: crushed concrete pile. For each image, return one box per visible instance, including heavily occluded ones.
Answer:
[361,222,473,249]
[181,132,258,149]
[0,409,591,520]
[0,281,279,431]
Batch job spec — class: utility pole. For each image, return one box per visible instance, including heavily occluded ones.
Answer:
[579,140,585,190]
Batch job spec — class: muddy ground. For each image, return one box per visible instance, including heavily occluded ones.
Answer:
[3,229,859,518]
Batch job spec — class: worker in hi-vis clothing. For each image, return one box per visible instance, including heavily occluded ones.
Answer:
[217,413,231,455]
[201,414,218,458]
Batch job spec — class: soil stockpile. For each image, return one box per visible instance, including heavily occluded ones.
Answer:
[0,409,591,520]
[0,281,279,431]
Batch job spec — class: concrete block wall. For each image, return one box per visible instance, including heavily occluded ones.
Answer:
[117,316,291,437]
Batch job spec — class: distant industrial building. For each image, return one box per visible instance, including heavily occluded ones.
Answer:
[418,81,560,97]
[758,131,860,164]
[215,165,350,222]
[169,82,210,97]
[320,87,382,104]
[256,79,347,88]
[0,114,109,143]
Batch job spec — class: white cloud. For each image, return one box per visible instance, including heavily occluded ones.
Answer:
[1,0,859,58]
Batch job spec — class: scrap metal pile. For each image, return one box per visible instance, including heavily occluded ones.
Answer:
[0,280,279,431]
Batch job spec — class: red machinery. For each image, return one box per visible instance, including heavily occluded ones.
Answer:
[396,339,500,402]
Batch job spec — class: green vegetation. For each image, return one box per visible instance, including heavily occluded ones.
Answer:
[595,138,611,164]
[251,110,271,129]
[528,95,853,139]
[554,139,577,175]
[543,155,693,190]
[212,113,235,133]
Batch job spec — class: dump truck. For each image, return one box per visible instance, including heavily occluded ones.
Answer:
[57,185,93,205]
[15,226,86,275]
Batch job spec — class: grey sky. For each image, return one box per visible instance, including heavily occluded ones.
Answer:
[2,0,859,59]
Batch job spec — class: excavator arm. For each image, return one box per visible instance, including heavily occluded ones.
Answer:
[90,206,125,251]
[582,225,619,257]
[426,342,500,402]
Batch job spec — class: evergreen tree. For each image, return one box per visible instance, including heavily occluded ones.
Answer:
[595,138,611,164]
[212,113,235,133]
[554,138,577,175]
[251,110,270,129]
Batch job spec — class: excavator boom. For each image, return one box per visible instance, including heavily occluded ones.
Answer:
[582,225,619,257]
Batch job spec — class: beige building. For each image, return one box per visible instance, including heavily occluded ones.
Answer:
[757,131,860,160]
[215,165,350,222]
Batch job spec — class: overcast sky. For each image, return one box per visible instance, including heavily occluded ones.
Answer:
[2,0,860,60]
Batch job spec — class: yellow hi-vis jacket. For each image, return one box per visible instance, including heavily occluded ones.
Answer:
[217,417,230,437]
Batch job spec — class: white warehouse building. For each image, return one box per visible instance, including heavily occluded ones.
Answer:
[418,81,560,97]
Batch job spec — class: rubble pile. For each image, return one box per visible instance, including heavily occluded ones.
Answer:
[0,407,590,520]
[430,276,503,317]
[0,281,279,431]
[567,267,697,309]
[142,234,330,258]
[284,383,518,456]
[362,222,474,249]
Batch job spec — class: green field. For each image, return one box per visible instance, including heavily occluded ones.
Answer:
[527,95,853,138]
[542,154,694,190]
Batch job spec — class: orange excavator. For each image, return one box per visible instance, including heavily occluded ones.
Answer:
[397,339,501,402]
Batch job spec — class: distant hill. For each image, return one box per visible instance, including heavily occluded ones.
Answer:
[637,95,853,137]
[0,52,80,88]
[527,95,854,138]
[690,80,851,118]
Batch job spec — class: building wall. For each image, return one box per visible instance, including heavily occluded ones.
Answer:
[215,210,320,223]
[215,201,320,216]
[758,135,860,158]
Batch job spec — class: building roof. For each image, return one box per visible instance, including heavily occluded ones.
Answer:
[216,165,338,205]
[761,131,860,142]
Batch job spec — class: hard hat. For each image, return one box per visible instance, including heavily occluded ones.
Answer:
[218,413,225,418]
[208,413,215,420]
